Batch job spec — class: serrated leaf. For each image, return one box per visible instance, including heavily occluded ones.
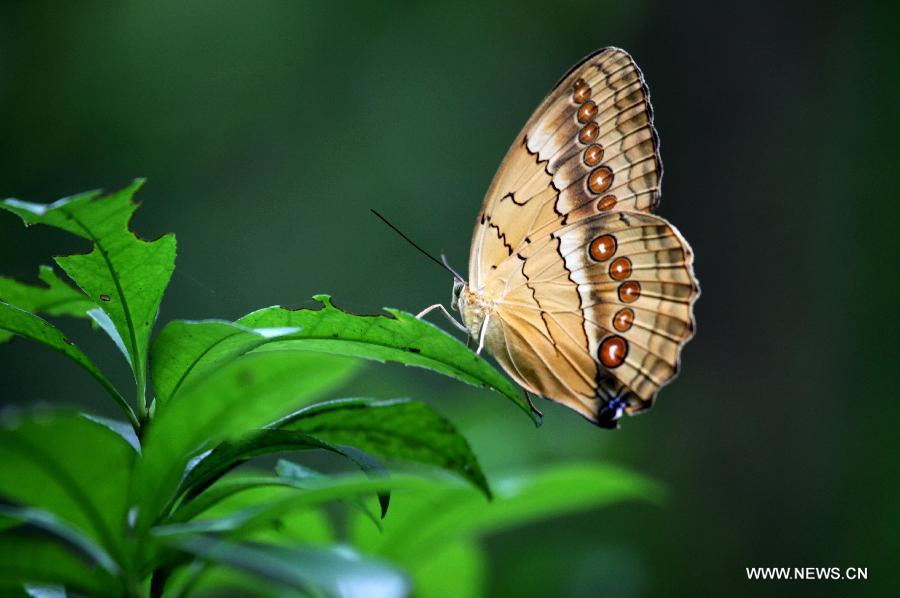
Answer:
[0,411,136,566]
[238,295,540,425]
[0,304,135,426]
[132,351,358,535]
[168,536,409,598]
[279,398,491,498]
[2,180,177,406]
[0,266,94,343]
[150,319,299,404]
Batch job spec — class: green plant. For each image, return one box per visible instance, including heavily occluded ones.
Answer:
[0,181,661,597]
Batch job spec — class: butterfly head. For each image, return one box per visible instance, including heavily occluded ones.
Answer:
[450,279,466,312]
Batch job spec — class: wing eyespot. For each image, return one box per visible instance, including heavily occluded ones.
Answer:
[583,144,604,166]
[573,78,591,103]
[597,194,617,211]
[577,100,598,123]
[609,256,632,281]
[618,281,641,303]
[588,234,617,261]
[587,166,614,194]
[613,308,635,332]
[599,335,628,368]
[578,121,599,144]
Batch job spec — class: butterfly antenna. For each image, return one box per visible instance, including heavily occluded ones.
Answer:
[440,253,465,282]
[371,209,464,282]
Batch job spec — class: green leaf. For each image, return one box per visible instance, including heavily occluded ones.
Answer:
[173,429,388,515]
[2,180,177,408]
[0,533,120,596]
[170,467,383,534]
[150,319,299,404]
[195,480,335,546]
[80,414,140,453]
[169,536,409,598]
[166,564,291,598]
[155,474,424,537]
[237,296,540,425]
[162,491,337,598]
[351,463,663,564]
[279,398,491,498]
[274,459,323,481]
[276,460,384,532]
[170,476,317,526]
[86,307,131,365]
[0,266,94,343]
[22,585,66,598]
[0,411,136,567]
[132,350,358,534]
[409,540,485,598]
[0,505,119,576]
[0,302,135,427]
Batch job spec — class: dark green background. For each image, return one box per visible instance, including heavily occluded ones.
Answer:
[1,2,896,596]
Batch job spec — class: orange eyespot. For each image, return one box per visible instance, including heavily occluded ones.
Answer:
[609,257,632,281]
[618,281,641,303]
[597,194,617,211]
[599,336,628,368]
[577,100,598,123]
[613,308,634,332]
[583,144,604,166]
[578,122,599,144]
[573,83,591,103]
[589,235,617,261]
[587,166,614,194]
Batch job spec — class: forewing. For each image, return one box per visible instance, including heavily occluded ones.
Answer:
[470,47,662,287]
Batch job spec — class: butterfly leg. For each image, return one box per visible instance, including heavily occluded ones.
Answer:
[524,390,544,419]
[475,313,490,355]
[416,303,468,334]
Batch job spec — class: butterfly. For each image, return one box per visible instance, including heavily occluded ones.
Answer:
[418,47,699,429]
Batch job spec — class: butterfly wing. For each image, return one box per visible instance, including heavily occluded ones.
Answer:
[468,48,698,427]
[470,47,662,287]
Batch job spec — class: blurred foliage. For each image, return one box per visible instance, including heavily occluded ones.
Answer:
[0,1,897,596]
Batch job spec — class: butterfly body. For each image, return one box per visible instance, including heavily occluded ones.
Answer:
[449,48,699,428]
